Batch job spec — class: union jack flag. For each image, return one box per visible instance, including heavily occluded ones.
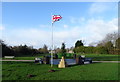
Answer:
[52,15,62,23]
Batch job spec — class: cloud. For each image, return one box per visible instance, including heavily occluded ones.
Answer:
[0,26,5,30]
[39,24,51,28]
[86,18,118,35]
[83,18,118,45]
[70,17,85,24]
[89,3,108,14]
[79,17,85,22]
[2,24,83,48]
[63,24,68,28]
[0,26,5,39]
[89,2,117,14]
[70,17,76,23]
[2,28,51,48]
[2,17,118,48]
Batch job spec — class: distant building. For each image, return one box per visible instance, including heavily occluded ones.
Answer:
[49,50,56,54]
[67,50,74,53]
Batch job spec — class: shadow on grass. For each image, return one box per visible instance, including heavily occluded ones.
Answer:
[68,64,80,67]
[89,62,102,65]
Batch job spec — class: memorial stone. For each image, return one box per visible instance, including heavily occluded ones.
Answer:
[58,56,67,68]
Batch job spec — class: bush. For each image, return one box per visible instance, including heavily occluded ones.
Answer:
[12,45,40,56]
[73,46,85,53]
[2,45,14,57]
[84,47,94,54]
[93,46,108,54]
[1,41,14,57]
[57,53,63,58]
[113,49,120,55]
[66,53,73,58]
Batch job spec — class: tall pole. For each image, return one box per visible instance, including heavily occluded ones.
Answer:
[51,22,53,67]
[50,14,62,67]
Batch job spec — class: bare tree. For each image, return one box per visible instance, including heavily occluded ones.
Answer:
[98,32,118,47]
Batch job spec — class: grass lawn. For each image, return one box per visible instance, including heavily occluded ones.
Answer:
[3,54,119,61]
[2,61,119,80]
[2,54,49,60]
[83,54,119,61]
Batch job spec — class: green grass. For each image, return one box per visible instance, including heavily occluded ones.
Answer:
[66,53,119,61]
[3,54,119,61]
[2,54,50,60]
[82,54,119,61]
[2,61,119,80]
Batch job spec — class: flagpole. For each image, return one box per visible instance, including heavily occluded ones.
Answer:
[51,14,62,67]
[51,19,54,68]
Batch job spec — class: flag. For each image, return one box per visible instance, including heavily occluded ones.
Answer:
[52,15,62,23]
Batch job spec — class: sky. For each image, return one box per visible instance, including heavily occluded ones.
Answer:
[1,2,118,49]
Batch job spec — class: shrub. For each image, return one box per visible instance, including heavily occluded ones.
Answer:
[73,46,85,53]
[84,47,94,54]
[66,53,73,58]
[93,46,108,54]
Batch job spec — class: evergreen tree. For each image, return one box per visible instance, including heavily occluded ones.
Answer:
[75,40,84,48]
[61,43,66,57]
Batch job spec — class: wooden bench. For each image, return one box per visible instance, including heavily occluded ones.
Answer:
[4,56,15,59]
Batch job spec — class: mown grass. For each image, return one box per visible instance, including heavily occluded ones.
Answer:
[2,54,49,60]
[2,61,119,80]
[3,54,119,61]
[83,54,119,61]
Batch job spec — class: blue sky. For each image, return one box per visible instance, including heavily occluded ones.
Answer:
[1,2,118,49]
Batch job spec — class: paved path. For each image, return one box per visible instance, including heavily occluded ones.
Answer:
[93,61,120,63]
